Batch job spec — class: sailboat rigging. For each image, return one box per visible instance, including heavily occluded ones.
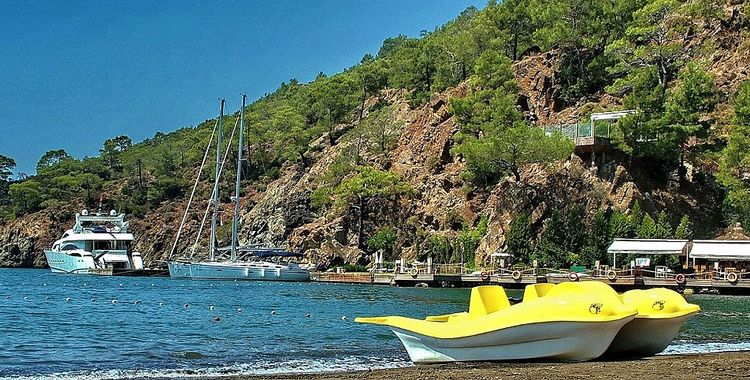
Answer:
[167,96,310,281]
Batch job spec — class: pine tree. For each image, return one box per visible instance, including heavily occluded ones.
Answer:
[674,215,694,240]
[506,211,533,264]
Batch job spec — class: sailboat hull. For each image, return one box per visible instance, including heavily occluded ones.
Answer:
[168,261,310,282]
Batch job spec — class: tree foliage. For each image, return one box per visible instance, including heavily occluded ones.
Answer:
[719,81,750,227]
[452,51,573,185]
[367,226,397,258]
[1,0,742,264]
[0,155,16,206]
[506,211,533,264]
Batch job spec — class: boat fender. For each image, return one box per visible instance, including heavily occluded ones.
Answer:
[727,272,738,283]
[409,268,419,277]
[511,270,522,281]
[568,272,579,282]
[480,271,490,281]
[606,269,617,281]
[675,273,686,285]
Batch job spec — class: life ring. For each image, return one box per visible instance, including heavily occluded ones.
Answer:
[675,273,686,285]
[568,272,580,282]
[511,270,522,281]
[409,268,419,277]
[480,271,490,281]
[606,269,618,281]
[727,272,738,283]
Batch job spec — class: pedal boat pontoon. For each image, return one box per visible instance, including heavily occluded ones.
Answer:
[355,283,637,363]
[522,282,700,358]
[605,287,700,357]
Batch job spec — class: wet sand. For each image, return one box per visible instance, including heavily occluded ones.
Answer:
[228,352,749,380]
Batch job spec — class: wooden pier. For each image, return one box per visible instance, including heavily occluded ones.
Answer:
[311,268,750,294]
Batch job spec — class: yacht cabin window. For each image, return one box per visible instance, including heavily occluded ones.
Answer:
[93,241,115,250]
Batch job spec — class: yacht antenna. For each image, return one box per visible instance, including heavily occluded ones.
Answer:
[209,98,225,261]
[231,94,246,262]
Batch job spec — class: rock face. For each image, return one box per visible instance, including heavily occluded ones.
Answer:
[0,80,722,268]
[2,7,745,268]
[0,205,77,268]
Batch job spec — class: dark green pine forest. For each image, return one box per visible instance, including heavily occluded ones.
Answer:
[1,0,749,270]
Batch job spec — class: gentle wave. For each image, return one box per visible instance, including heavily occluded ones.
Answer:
[661,341,750,355]
[5,342,750,380]
[0,355,412,380]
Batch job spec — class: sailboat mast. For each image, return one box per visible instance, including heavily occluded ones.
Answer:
[210,98,225,261]
[231,94,246,261]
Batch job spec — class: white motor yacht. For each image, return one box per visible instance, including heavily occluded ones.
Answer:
[44,209,143,275]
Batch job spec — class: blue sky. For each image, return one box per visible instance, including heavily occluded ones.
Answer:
[0,0,485,175]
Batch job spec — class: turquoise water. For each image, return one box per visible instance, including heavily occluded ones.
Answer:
[0,269,748,379]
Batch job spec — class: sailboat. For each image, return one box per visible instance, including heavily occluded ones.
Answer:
[167,96,310,282]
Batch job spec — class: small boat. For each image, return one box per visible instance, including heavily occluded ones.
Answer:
[44,209,143,275]
[355,283,637,363]
[521,282,700,357]
[166,96,310,282]
[604,287,700,357]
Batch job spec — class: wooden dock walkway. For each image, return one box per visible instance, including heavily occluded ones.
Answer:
[311,268,750,294]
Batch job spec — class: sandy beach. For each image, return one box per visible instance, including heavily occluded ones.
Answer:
[229,352,749,380]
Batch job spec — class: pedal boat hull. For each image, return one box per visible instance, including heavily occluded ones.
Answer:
[357,284,636,363]
[605,288,700,357]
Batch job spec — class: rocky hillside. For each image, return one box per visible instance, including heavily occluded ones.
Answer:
[1,1,748,269]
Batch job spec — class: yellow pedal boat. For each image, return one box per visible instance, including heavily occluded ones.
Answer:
[523,282,700,358]
[355,283,637,363]
[605,287,700,357]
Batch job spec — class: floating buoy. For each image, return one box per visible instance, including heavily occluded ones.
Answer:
[209,305,215,310]
[151,284,155,287]
[341,316,347,320]
[184,303,190,308]
[112,300,118,304]
[213,316,221,322]
[119,284,123,287]
[24,296,28,300]
[159,302,164,306]
[65,297,71,302]
[83,283,87,286]
[91,298,96,302]
[237,308,243,313]
[271,310,276,315]
[134,300,141,304]
[305,313,311,318]
[45,296,50,300]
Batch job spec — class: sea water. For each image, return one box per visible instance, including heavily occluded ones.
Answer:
[0,268,748,379]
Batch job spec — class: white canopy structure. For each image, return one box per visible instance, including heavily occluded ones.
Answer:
[607,239,689,268]
[690,240,750,261]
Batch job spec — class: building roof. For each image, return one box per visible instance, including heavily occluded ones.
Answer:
[690,240,750,261]
[62,233,134,241]
[607,239,689,255]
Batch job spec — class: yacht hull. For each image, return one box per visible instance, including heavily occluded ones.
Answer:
[44,251,113,276]
[390,319,633,363]
[168,261,310,282]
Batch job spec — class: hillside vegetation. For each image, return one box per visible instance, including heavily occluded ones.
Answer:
[1,0,749,270]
